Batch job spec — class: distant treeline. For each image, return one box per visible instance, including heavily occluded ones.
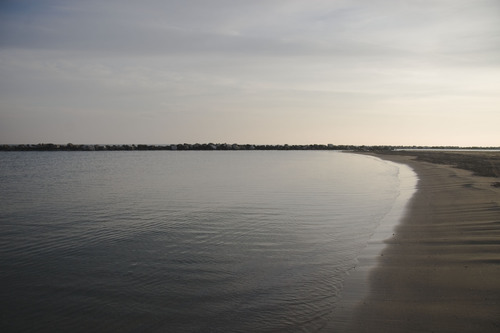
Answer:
[1,143,355,151]
[1,143,499,152]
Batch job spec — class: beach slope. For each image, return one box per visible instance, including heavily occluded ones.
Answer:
[346,152,500,332]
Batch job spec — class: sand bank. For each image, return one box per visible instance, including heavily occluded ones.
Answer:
[345,152,500,332]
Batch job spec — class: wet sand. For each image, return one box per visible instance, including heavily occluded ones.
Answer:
[346,152,500,332]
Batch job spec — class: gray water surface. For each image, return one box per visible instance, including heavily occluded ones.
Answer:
[0,151,412,332]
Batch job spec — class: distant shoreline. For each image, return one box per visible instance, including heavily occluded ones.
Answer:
[371,150,500,178]
[1,143,499,152]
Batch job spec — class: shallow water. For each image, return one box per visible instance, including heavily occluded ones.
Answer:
[0,151,414,332]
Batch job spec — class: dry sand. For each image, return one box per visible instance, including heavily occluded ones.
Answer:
[344,152,500,333]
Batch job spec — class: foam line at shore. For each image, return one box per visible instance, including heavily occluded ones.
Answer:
[341,153,500,333]
[327,154,418,331]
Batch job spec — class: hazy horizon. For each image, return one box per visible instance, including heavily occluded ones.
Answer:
[0,141,500,150]
[1,0,499,146]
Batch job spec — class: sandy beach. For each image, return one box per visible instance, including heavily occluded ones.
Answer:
[345,152,500,332]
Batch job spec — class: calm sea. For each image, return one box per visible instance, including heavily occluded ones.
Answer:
[0,151,416,332]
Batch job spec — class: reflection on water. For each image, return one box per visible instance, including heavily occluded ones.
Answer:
[0,151,412,332]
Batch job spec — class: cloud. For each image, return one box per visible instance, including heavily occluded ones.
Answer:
[1,0,499,145]
[1,0,498,70]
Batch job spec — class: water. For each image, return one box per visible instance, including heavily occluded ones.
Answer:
[0,151,415,332]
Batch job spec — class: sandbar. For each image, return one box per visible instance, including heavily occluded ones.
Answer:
[345,151,500,332]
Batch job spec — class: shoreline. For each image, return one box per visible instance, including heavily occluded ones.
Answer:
[328,155,418,331]
[342,152,500,332]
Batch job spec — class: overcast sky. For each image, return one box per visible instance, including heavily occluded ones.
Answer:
[1,0,499,146]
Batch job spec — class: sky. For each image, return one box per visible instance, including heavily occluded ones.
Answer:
[1,0,499,146]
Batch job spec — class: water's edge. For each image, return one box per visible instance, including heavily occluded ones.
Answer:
[0,151,416,332]
[327,155,418,331]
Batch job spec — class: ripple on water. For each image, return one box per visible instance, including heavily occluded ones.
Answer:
[0,151,411,332]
